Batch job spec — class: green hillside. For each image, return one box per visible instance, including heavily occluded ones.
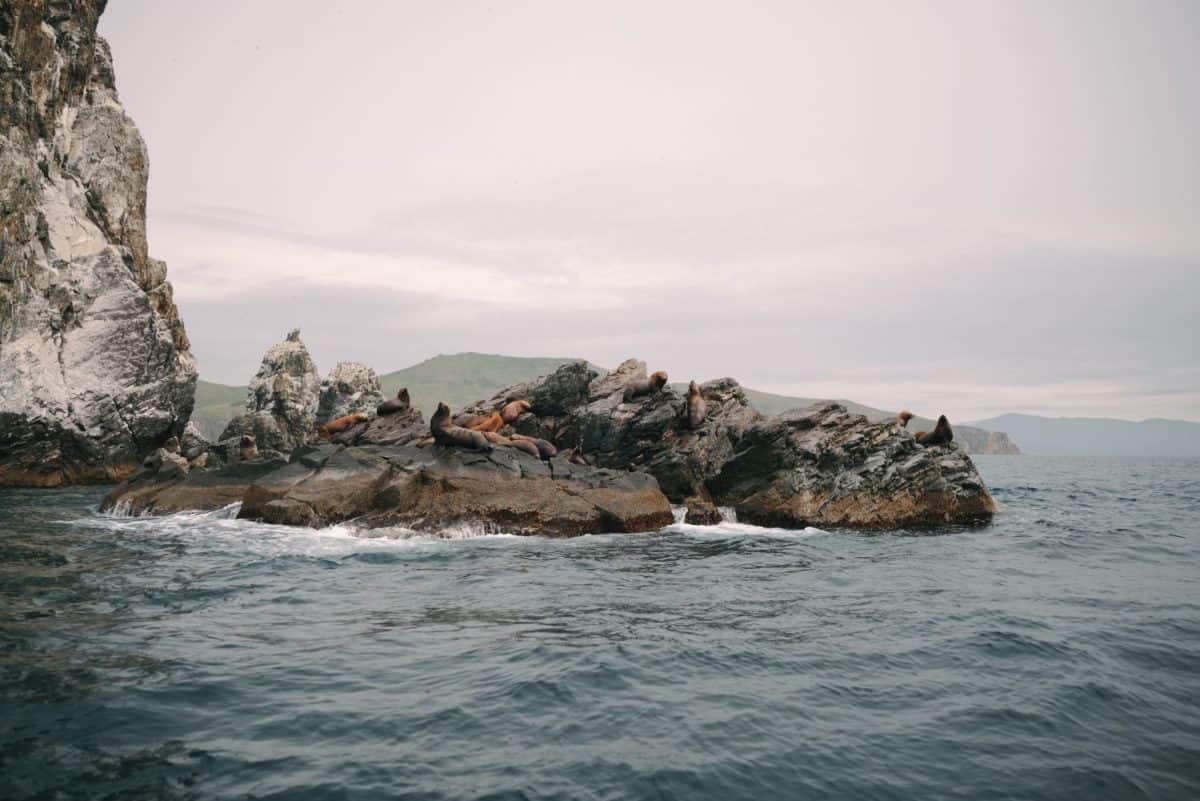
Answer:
[191,380,246,440]
[738,387,897,423]
[380,353,595,417]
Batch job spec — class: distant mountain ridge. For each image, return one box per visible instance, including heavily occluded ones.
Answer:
[965,413,1200,457]
[191,353,1019,454]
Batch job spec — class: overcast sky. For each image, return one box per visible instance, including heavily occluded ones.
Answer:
[99,1,1198,422]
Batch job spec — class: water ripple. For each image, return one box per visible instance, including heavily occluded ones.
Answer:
[1,458,1199,800]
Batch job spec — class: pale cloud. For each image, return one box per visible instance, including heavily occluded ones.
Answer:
[100,1,1200,421]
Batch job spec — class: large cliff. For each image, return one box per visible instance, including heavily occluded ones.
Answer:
[0,0,196,485]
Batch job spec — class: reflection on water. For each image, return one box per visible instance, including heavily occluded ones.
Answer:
[2,459,1200,800]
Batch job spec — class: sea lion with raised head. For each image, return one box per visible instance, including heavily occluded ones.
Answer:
[431,402,494,451]
[914,415,953,446]
[239,434,258,461]
[685,381,707,429]
[566,442,590,466]
[320,412,368,440]
[896,410,913,429]
[377,388,411,416]
[463,412,504,433]
[623,370,668,402]
[501,399,531,424]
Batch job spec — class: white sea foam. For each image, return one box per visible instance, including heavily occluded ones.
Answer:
[80,501,824,558]
[76,504,526,558]
[664,517,829,538]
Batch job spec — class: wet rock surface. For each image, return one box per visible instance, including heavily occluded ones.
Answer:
[102,443,674,537]
[0,2,196,486]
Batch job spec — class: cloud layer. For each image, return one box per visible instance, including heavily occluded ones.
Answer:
[100,1,1200,420]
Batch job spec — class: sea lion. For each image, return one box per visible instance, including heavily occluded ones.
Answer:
[320,412,368,440]
[239,434,258,460]
[377,388,411,416]
[685,381,707,429]
[463,412,504,433]
[164,436,181,454]
[566,442,590,466]
[896,410,913,429]
[481,430,541,458]
[431,402,494,451]
[511,433,558,461]
[914,415,954,446]
[623,370,669,402]
[501,399,532,424]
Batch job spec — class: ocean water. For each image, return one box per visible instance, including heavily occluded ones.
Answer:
[2,456,1199,801]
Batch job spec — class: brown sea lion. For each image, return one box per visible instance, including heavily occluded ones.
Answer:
[320,412,368,440]
[623,370,669,402]
[431,402,494,451]
[914,415,954,446]
[896,410,914,429]
[566,442,590,466]
[685,381,707,429]
[511,433,558,461]
[481,430,541,458]
[501,399,532,423]
[164,436,181,454]
[377,388,411,416]
[463,412,504,433]
[239,434,258,460]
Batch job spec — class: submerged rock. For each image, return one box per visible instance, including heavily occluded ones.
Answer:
[102,444,674,537]
[219,329,321,453]
[0,2,196,486]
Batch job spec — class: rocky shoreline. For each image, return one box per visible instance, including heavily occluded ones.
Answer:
[101,332,996,535]
[5,3,997,534]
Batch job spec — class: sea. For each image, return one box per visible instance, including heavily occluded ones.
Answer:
[2,456,1198,801]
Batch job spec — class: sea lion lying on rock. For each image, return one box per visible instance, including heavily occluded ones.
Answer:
[896,410,913,429]
[501,399,531,423]
[685,381,707,429]
[431,402,494,451]
[914,415,953,446]
[377,388,411,416]
[462,412,504,433]
[623,370,668,402]
[511,433,558,461]
[481,430,541,458]
[239,434,258,460]
[320,413,368,440]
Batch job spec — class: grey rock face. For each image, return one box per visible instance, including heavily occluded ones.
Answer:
[337,405,426,448]
[707,403,996,528]
[219,329,321,454]
[954,426,1021,455]
[460,360,996,529]
[101,443,675,537]
[0,3,196,485]
[315,361,384,427]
